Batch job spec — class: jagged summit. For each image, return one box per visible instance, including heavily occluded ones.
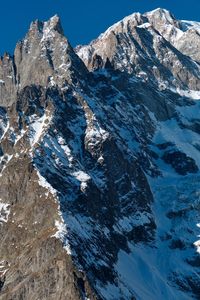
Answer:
[96,8,175,37]
[0,15,87,107]
[144,7,176,20]
[43,14,64,35]
[77,8,176,46]
[29,14,64,37]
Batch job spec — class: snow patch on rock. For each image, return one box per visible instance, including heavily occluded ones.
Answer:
[36,169,57,196]
[0,201,10,224]
[29,113,52,146]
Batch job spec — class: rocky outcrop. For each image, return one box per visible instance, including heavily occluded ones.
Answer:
[0,155,96,300]
[0,53,16,107]
[0,15,88,108]
[144,9,200,64]
[14,15,88,90]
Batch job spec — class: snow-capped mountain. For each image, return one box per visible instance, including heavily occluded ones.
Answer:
[1,8,200,300]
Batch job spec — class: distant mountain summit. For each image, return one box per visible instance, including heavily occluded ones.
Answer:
[76,8,200,91]
[1,8,200,300]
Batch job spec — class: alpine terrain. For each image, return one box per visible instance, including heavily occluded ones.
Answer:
[1,8,200,300]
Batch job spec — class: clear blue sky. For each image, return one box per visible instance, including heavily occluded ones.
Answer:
[1,0,200,56]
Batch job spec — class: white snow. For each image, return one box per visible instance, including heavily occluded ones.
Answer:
[146,8,170,17]
[194,240,200,254]
[57,136,74,166]
[106,103,199,299]
[0,261,9,276]
[29,113,51,146]
[52,220,71,255]
[0,202,10,224]
[0,154,13,176]
[176,101,200,126]
[170,87,200,100]
[113,245,190,300]
[137,22,151,29]
[14,129,26,145]
[41,17,56,43]
[73,170,90,192]
[153,117,200,169]
[0,119,9,140]
[194,223,200,254]
[49,76,56,87]
[37,169,72,254]
[36,169,57,196]
[86,127,108,143]
[76,46,90,62]
[113,212,152,234]
[181,20,200,34]
[85,112,109,148]
[73,171,90,182]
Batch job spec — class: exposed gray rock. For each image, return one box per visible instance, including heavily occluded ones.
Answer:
[14,15,88,90]
[0,53,16,107]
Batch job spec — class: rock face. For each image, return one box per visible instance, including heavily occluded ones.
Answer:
[0,15,87,108]
[1,8,200,300]
[76,8,200,91]
[0,53,16,106]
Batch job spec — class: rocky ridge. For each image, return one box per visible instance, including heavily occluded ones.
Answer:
[1,8,200,300]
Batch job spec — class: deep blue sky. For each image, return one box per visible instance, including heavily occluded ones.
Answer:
[1,0,200,55]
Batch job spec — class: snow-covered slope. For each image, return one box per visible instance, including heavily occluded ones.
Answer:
[1,8,200,300]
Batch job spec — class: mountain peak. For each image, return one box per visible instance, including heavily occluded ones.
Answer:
[145,7,177,25]
[147,7,171,14]
[0,14,87,106]
[43,14,64,35]
[28,14,64,38]
[76,7,200,92]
